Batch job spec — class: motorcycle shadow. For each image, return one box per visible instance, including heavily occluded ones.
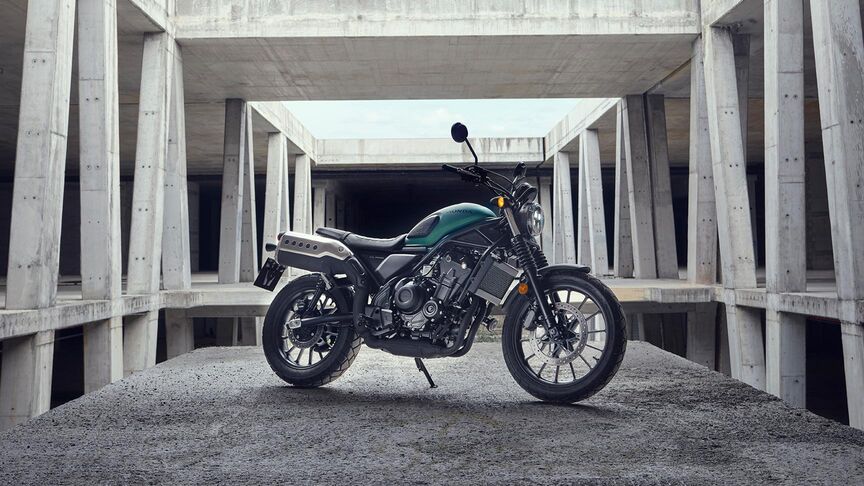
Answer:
[257,384,622,420]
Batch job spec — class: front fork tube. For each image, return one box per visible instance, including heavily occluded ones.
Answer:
[503,207,558,337]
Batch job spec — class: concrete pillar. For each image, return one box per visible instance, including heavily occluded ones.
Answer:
[810,0,864,429]
[336,197,347,229]
[644,94,679,279]
[165,309,195,359]
[537,178,553,252]
[552,151,577,264]
[313,183,327,231]
[703,26,765,391]
[5,0,75,309]
[125,33,173,376]
[279,148,291,232]
[0,332,55,431]
[218,99,247,284]
[580,129,609,274]
[621,95,657,279]
[263,133,286,256]
[293,154,313,234]
[732,34,750,160]
[576,153,591,265]
[77,0,123,392]
[237,319,263,346]
[687,37,718,286]
[613,103,634,278]
[239,109,258,283]
[764,0,807,408]
[83,317,122,392]
[686,305,717,369]
[161,45,192,291]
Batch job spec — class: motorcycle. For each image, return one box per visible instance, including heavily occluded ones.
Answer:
[254,122,627,402]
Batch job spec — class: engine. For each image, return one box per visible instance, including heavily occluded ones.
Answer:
[368,250,477,345]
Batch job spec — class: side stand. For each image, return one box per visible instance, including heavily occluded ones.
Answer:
[415,358,437,389]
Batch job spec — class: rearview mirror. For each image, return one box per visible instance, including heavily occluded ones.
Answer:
[513,162,527,179]
[451,122,468,143]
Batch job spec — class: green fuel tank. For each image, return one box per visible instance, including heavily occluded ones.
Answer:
[404,203,496,247]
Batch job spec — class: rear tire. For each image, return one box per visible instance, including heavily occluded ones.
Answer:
[502,271,626,403]
[262,274,361,388]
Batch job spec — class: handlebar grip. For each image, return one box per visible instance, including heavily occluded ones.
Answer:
[441,164,460,174]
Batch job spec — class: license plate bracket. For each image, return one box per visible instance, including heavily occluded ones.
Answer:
[253,257,286,291]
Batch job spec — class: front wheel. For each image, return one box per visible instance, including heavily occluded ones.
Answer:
[502,271,627,403]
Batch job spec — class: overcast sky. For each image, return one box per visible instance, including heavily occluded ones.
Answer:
[282,99,611,139]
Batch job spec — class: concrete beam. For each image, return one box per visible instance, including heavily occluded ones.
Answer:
[0,331,54,431]
[644,94,679,278]
[686,37,718,286]
[621,95,657,279]
[239,109,259,283]
[546,98,620,157]
[613,103,634,278]
[810,0,864,430]
[128,0,171,33]
[175,2,701,39]
[764,0,806,408]
[262,133,286,257]
[161,45,192,291]
[249,102,316,158]
[217,99,247,284]
[581,129,609,274]
[552,151,577,264]
[293,154,313,234]
[125,33,174,376]
[316,138,543,169]
[5,0,76,310]
[703,27,764,391]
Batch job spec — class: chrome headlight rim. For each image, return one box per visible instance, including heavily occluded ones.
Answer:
[519,202,545,237]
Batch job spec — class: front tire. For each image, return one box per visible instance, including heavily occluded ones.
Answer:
[263,274,361,388]
[502,271,626,403]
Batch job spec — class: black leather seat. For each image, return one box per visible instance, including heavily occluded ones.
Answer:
[316,227,406,253]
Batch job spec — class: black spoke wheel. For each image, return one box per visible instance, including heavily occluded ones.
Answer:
[263,274,361,388]
[502,271,626,403]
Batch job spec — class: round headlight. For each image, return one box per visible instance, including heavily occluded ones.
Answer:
[520,202,545,236]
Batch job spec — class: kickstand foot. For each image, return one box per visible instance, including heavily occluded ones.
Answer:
[415,358,437,388]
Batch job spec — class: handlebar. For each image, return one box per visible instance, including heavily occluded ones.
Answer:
[441,164,482,184]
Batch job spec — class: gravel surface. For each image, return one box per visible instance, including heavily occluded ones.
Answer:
[1,341,862,485]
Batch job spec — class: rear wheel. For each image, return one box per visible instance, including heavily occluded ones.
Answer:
[262,274,361,387]
[502,271,626,403]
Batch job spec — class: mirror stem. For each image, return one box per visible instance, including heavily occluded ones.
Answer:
[465,139,479,166]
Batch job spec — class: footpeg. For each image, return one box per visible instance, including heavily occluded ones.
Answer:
[415,358,437,388]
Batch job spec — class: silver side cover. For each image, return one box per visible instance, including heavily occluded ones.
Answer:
[277,231,353,260]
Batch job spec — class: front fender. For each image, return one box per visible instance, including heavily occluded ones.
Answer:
[501,264,591,313]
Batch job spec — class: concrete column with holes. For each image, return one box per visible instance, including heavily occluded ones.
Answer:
[279,146,291,233]
[576,150,591,265]
[686,36,718,370]
[239,109,258,283]
[645,94,679,279]
[293,154,313,234]
[263,133,286,256]
[621,95,657,280]
[810,0,864,430]
[581,129,609,274]
[218,99,247,284]
[124,33,174,376]
[764,0,807,408]
[77,0,124,390]
[552,151,577,264]
[613,102,634,278]
[163,45,195,359]
[703,26,765,391]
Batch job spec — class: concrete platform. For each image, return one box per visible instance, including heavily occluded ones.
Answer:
[1,342,863,484]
